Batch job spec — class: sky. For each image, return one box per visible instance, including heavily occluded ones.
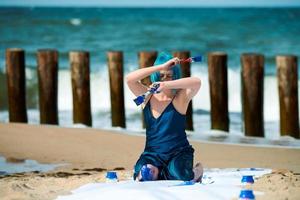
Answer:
[0,0,300,7]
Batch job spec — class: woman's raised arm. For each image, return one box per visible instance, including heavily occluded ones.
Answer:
[125,58,178,96]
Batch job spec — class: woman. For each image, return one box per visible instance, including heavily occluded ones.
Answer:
[126,52,203,182]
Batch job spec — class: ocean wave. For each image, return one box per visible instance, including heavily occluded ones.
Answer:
[70,18,82,26]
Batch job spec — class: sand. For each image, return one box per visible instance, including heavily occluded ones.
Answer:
[0,123,299,199]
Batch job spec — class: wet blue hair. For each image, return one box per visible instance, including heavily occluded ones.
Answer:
[150,52,182,83]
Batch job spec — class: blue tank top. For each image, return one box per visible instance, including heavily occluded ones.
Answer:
[143,95,190,153]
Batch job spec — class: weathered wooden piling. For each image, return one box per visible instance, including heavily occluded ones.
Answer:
[241,53,264,137]
[138,51,157,129]
[37,49,58,124]
[70,51,92,126]
[6,48,28,122]
[276,55,299,138]
[173,51,194,131]
[138,51,157,87]
[107,51,126,128]
[208,52,229,131]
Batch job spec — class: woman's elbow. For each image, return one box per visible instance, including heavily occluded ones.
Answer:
[125,74,134,84]
[192,77,201,89]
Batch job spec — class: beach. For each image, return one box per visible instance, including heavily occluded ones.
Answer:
[0,5,300,200]
[0,122,299,199]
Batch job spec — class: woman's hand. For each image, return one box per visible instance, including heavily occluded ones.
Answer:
[161,57,181,71]
[149,82,166,93]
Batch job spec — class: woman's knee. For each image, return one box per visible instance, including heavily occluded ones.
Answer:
[167,154,194,181]
[135,164,159,181]
[168,167,194,181]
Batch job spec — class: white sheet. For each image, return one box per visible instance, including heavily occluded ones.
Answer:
[56,168,271,200]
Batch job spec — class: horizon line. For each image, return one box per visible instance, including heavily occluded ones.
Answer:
[0,5,300,8]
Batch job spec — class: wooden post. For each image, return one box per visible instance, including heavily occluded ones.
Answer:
[37,49,58,125]
[139,51,157,86]
[241,53,264,137]
[173,51,194,131]
[138,51,157,129]
[208,52,229,131]
[276,55,299,138]
[107,51,126,128]
[70,51,92,126]
[6,48,27,122]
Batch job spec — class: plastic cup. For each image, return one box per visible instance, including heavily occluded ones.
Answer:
[239,189,255,200]
[106,171,118,183]
[241,175,254,184]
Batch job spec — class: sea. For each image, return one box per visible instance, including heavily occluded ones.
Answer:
[0,7,300,142]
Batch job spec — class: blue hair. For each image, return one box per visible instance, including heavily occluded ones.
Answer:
[150,52,182,83]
